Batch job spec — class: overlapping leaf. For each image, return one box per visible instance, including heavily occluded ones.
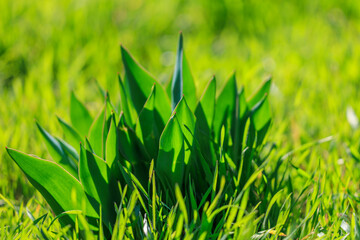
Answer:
[70,92,93,137]
[6,148,99,229]
[171,33,197,111]
[36,122,78,178]
[121,46,171,123]
[156,114,185,189]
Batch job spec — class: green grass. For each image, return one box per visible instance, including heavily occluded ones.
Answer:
[1,0,360,239]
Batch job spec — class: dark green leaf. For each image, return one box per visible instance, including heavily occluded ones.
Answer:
[79,145,115,229]
[194,77,217,167]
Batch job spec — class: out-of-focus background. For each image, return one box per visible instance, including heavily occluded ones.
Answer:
[1,0,360,201]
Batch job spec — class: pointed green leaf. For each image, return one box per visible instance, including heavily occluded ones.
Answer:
[57,137,79,163]
[79,145,109,202]
[231,87,248,166]
[88,98,113,158]
[88,106,106,157]
[70,92,93,137]
[213,73,237,141]
[105,114,118,168]
[118,115,150,187]
[57,116,82,150]
[251,95,271,131]
[171,33,197,111]
[174,97,196,165]
[121,46,171,123]
[135,85,163,158]
[117,114,136,162]
[182,52,197,111]
[199,76,216,129]
[247,77,272,109]
[156,114,185,188]
[239,87,248,120]
[194,77,217,167]
[262,189,284,229]
[6,148,99,228]
[36,122,78,178]
[79,145,115,229]
[118,74,135,127]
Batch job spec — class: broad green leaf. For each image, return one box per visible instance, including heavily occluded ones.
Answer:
[57,137,79,162]
[121,46,171,123]
[79,144,109,203]
[118,74,135,127]
[105,114,118,168]
[194,77,217,167]
[88,97,113,158]
[174,97,196,165]
[70,92,93,137]
[247,77,272,109]
[213,73,237,142]
[88,106,106,157]
[156,114,185,188]
[57,116,82,150]
[6,148,99,228]
[182,52,197,111]
[117,114,136,162]
[79,145,115,230]
[118,115,150,187]
[36,122,78,178]
[198,76,216,129]
[135,85,163,158]
[171,33,197,111]
[239,87,248,120]
[85,138,95,153]
[251,95,271,131]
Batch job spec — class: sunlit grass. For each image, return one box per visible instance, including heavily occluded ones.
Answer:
[1,0,360,239]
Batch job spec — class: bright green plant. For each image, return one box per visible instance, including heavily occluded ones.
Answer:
[6,34,272,238]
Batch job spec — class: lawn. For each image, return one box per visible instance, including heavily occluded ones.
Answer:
[1,0,360,239]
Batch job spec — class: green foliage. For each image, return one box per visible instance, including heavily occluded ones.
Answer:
[7,35,274,238]
[2,1,360,239]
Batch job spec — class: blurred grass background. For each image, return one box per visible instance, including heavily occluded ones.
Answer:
[1,0,360,203]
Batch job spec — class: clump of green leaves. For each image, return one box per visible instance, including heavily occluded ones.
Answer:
[6,34,272,238]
